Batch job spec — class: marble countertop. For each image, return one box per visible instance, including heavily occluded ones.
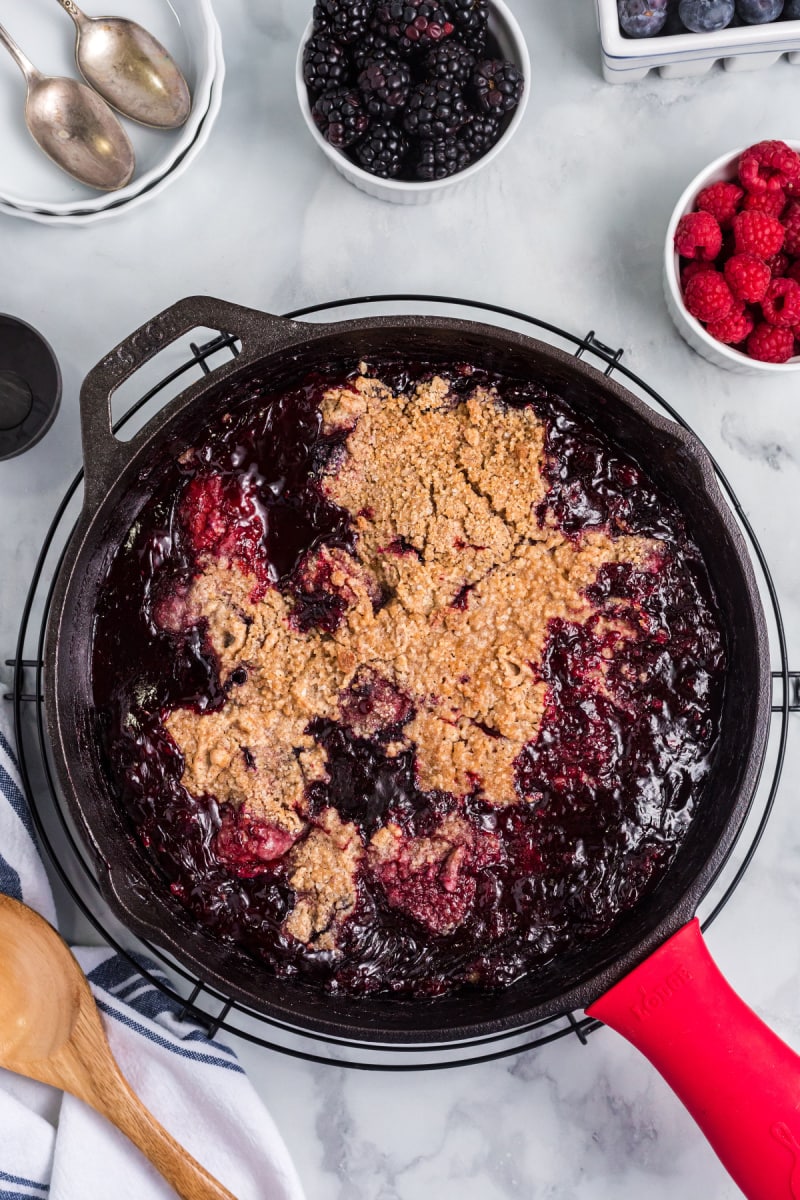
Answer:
[1,2,799,1197]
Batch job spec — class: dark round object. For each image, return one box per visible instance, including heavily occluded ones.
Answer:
[447,0,490,50]
[358,54,412,117]
[415,135,470,179]
[472,58,524,115]
[303,33,350,95]
[354,122,409,176]
[349,30,398,71]
[678,0,735,30]
[736,0,783,19]
[372,0,456,51]
[424,39,477,86]
[46,295,769,1045]
[311,86,369,148]
[460,112,501,162]
[403,78,469,140]
[312,0,375,44]
[0,315,61,462]
[617,0,669,36]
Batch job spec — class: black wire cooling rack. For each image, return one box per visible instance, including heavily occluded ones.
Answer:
[5,294,799,1070]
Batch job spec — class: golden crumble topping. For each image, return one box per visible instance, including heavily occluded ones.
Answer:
[163,373,658,947]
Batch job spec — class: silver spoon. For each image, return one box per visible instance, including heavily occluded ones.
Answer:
[0,23,134,192]
[56,0,192,130]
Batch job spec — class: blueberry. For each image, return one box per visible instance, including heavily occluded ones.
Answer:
[736,0,783,19]
[786,0,800,14]
[678,0,735,30]
[617,0,669,36]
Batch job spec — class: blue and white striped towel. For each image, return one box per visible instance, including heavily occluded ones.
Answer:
[0,718,305,1200]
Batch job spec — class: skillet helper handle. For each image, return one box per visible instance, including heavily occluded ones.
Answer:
[79,295,302,509]
[588,918,800,1200]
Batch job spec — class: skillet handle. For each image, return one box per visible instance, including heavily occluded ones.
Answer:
[588,918,800,1200]
[79,295,303,509]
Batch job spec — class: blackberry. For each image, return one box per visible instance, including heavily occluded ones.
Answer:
[355,122,409,177]
[677,0,734,30]
[447,0,490,50]
[303,34,350,95]
[460,113,500,162]
[617,0,669,35]
[350,30,398,70]
[736,0,783,18]
[403,79,469,140]
[372,1,456,51]
[313,0,375,45]
[312,86,370,148]
[472,59,524,115]
[415,136,470,180]
[358,55,412,117]
[424,39,476,86]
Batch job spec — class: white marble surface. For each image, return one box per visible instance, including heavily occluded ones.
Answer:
[1,2,800,1197]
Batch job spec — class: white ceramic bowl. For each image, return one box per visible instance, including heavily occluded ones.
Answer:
[296,0,530,204]
[0,0,218,214]
[664,142,800,375]
[0,20,224,227]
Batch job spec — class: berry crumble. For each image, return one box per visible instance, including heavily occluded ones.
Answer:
[92,362,725,997]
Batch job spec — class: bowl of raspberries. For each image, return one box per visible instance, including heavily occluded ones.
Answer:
[296,0,529,201]
[665,139,800,370]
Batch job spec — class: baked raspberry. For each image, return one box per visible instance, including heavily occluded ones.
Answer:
[696,181,743,229]
[742,189,787,221]
[766,252,790,278]
[723,253,771,303]
[762,277,800,327]
[683,271,734,323]
[733,210,785,259]
[681,260,715,287]
[706,303,755,346]
[739,140,800,195]
[214,806,300,878]
[674,211,723,262]
[747,322,796,363]
[781,201,800,257]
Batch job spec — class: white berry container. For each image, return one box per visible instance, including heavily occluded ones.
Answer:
[664,142,800,374]
[596,0,800,84]
[295,0,530,204]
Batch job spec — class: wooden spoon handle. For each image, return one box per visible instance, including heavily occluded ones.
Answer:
[54,1007,238,1200]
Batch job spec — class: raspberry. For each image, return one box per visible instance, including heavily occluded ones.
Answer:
[739,140,800,195]
[766,252,790,278]
[683,271,734,323]
[706,303,755,346]
[723,253,771,303]
[761,277,800,327]
[696,181,743,229]
[746,322,796,363]
[733,210,784,258]
[782,201,800,256]
[674,211,723,262]
[681,260,715,287]
[742,189,786,221]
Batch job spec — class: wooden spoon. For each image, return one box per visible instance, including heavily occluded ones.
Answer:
[0,894,236,1200]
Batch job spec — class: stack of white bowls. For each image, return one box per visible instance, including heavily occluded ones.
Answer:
[0,0,223,226]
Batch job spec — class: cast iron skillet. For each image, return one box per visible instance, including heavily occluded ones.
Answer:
[45,298,798,1198]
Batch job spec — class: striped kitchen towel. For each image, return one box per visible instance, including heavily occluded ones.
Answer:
[0,719,305,1200]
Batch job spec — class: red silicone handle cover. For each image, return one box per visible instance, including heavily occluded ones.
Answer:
[587,919,800,1199]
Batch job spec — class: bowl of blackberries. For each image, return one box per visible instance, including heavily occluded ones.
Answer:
[296,0,529,201]
[618,0,800,38]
